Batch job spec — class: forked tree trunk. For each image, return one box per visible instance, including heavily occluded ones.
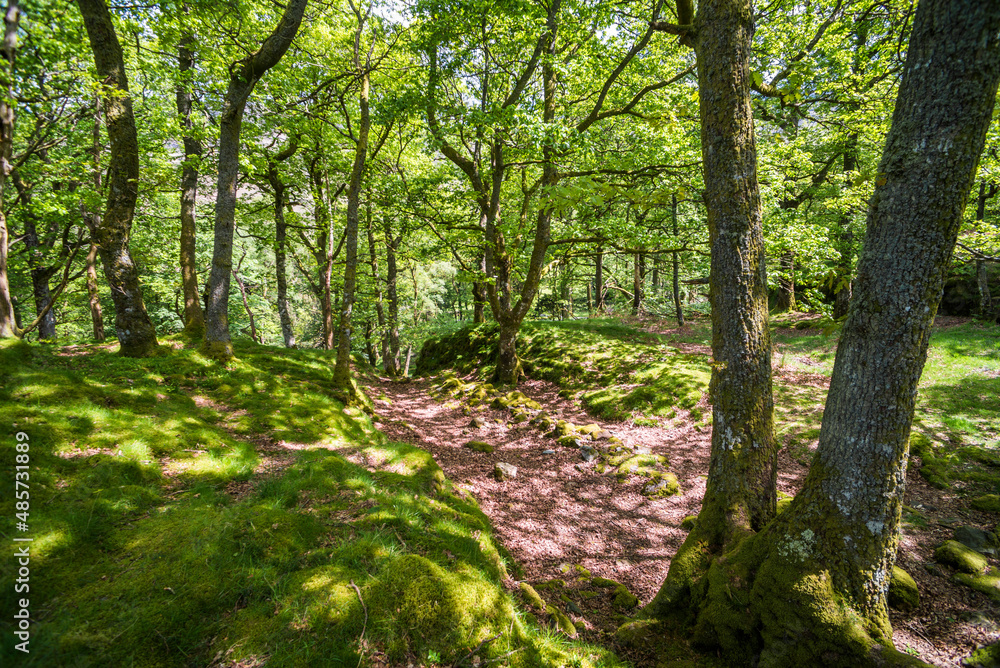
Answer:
[177,25,205,337]
[0,0,18,339]
[202,0,306,359]
[651,2,1000,665]
[78,0,158,357]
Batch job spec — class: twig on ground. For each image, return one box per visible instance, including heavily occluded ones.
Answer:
[349,580,368,667]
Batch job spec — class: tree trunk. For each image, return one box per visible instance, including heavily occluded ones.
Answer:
[672,194,685,327]
[587,281,593,315]
[0,0,19,338]
[78,0,158,357]
[21,209,57,340]
[632,252,645,315]
[231,266,258,344]
[833,134,858,319]
[267,139,298,349]
[202,0,307,360]
[364,320,377,366]
[776,250,795,312]
[650,2,1000,665]
[333,70,369,393]
[177,25,205,338]
[683,0,775,550]
[383,218,401,376]
[595,248,604,312]
[86,242,105,341]
[977,259,992,317]
[495,318,521,385]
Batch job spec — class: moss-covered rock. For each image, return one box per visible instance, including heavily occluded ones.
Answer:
[493,462,517,481]
[910,432,950,489]
[612,585,639,611]
[963,640,1000,668]
[971,494,1000,513]
[680,515,698,531]
[642,471,681,498]
[533,579,566,590]
[888,566,920,611]
[545,604,577,635]
[954,568,1000,603]
[614,618,661,646]
[936,540,989,574]
[518,582,546,610]
[463,440,494,454]
[557,435,581,448]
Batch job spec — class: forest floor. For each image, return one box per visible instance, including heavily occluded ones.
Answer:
[372,314,1000,668]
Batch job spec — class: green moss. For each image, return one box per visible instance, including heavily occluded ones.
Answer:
[888,566,920,611]
[464,440,495,454]
[680,515,698,531]
[954,568,1000,603]
[971,494,1000,512]
[963,640,1000,668]
[519,582,546,610]
[545,605,577,636]
[935,540,989,574]
[612,586,639,611]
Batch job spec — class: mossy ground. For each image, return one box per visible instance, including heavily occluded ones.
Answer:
[0,337,626,667]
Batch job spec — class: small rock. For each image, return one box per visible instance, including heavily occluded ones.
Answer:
[635,445,652,455]
[494,462,517,481]
[566,600,584,615]
[470,418,485,428]
[464,440,495,454]
[558,435,582,449]
[955,526,1000,557]
[594,430,614,440]
[580,446,598,462]
[542,449,556,455]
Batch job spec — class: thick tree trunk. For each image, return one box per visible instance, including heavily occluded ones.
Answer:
[650,2,1000,665]
[202,0,307,359]
[177,27,204,337]
[775,250,795,312]
[78,0,158,357]
[86,242,105,341]
[0,0,19,339]
[687,0,775,549]
[333,71,369,393]
[977,259,992,317]
[495,319,521,385]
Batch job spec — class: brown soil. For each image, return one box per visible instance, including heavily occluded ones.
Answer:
[366,357,999,667]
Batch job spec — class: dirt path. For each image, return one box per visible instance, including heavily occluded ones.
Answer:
[365,368,999,667]
[368,373,808,612]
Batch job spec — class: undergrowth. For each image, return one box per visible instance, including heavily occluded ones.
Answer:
[0,337,625,668]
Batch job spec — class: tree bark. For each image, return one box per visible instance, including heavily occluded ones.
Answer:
[0,0,19,339]
[595,248,604,312]
[632,251,645,315]
[21,206,57,340]
[202,0,307,359]
[366,212,391,373]
[177,24,204,338]
[266,138,298,348]
[231,265,258,344]
[383,218,401,376]
[672,194,684,327]
[974,181,997,319]
[78,0,158,357]
[834,134,858,319]
[651,2,1000,665]
[86,242,104,341]
[333,70,369,392]
[776,250,795,312]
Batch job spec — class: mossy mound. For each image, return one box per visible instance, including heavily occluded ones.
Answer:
[545,605,578,636]
[681,515,698,531]
[642,471,681,498]
[519,582,546,610]
[936,540,989,574]
[963,640,1000,668]
[366,554,516,658]
[888,566,920,611]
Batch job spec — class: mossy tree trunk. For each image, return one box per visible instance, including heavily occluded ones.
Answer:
[383,217,401,376]
[654,0,776,555]
[86,95,105,342]
[333,67,369,392]
[202,0,306,360]
[775,250,795,312]
[672,193,684,327]
[0,0,18,340]
[177,24,205,338]
[79,0,158,357]
[595,248,605,312]
[268,157,296,348]
[650,2,1000,665]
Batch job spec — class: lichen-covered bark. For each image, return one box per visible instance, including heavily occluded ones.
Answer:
[78,0,158,357]
[177,27,204,338]
[649,1,1000,665]
[691,0,775,547]
[202,0,306,360]
[0,0,18,339]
